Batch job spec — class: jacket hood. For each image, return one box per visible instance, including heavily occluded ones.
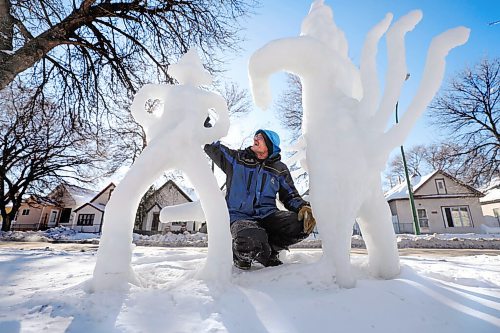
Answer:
[256,129,281,158]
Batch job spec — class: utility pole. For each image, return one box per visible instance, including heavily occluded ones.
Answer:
[395,73,420,235]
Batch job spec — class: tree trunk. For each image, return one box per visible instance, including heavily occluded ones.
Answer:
[0,1,96,90]
[0,0,13,52]
[1,212,11,231]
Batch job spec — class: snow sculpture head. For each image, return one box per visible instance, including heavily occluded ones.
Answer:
[91,48,232,291]
[248,0,469,288]
[130,49,226,146]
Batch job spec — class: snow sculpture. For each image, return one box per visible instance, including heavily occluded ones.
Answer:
[91,49,232,291]
[248,0,469,287]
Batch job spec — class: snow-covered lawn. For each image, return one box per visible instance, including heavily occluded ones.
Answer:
[0,243,499,333]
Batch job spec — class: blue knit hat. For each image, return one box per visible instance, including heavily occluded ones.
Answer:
[255,129,281,157]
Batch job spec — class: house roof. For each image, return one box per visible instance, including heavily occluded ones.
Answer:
[153,180,193,203]
[62,184,98,207]
[385,171,437,201]
[73,182,115,212]
[89,182,116,204]
[480,177,500,204]
[28,195,59,206]
[480,177,500,192]
[74,202,105,213]
[146,202,162,213]
[480,186,500,204]
[385,170,483,201]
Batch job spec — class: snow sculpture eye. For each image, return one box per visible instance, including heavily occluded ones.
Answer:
[144,98,164,117]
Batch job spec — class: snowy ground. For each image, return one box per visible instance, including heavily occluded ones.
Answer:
[0,242,499,333]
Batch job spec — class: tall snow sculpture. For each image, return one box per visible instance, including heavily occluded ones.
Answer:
[248,0,469,288]
[91,49,232,291]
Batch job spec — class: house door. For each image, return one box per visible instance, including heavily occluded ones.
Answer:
[151,213,160,231]
[48,210,58,227]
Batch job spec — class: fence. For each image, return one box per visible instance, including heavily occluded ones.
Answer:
[392,215,415,234]
[10,223,40,231]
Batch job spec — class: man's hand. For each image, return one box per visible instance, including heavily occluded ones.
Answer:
[298,206,316,234]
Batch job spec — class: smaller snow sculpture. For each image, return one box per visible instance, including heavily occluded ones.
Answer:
[249,0,469,287]
[91,49,232,291]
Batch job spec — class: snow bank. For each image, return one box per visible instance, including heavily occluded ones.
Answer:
[2,228,499,249]
[396,233,500,249]
[0,227,99,243]
[481,224,500,234]
[132,232,208,247]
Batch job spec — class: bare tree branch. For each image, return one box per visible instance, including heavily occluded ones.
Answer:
[275,73,303,139]
[0,82,116,231]
[429,57,500,186]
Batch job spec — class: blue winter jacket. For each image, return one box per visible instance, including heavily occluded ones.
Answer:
[204,133,307,223]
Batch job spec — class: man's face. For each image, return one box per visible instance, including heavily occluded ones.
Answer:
[251,133,269,157]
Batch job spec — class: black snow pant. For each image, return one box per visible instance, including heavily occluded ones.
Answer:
[230,210,309,267]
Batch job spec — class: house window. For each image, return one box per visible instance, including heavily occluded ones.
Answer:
[151,212,160,231]
[59,208,72,223]
[48,210,58,226]
[417,209,429,228]
[77,214,95,226]
[435,179,447,194]
[442,206,472,227]
[22,209,30,216]
[494,208,500,226]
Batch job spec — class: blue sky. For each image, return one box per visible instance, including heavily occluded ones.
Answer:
[219,0,500,152]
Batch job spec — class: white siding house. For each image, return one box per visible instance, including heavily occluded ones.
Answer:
[72,183,115,233]
[385,170,486,234]
[480,178,500,228]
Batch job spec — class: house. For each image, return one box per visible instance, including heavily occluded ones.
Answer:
[71,183,116,233]
[385,170,486,234]
[13,184,97,231]
[480,178,500,228]
[135,180,202,234]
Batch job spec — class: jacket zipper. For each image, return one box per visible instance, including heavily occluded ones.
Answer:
[246,171,254,192]
[260,173,267,195]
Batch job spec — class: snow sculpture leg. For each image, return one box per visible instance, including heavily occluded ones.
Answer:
[248,0,469,288]
[92,142,176,290]
[356,190,400,278]
[179,152,232,281]
[91,49,231,291]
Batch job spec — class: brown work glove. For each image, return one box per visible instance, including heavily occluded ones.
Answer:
[298,205,316,234]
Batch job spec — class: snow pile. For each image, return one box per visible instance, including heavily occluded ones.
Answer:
[482,224,500,234]
[133,232,208,247]
[293,233,500,249]
[396,233,500,249]
[2,228,499,249]
[0,230,52,242]
[0,227,98,243]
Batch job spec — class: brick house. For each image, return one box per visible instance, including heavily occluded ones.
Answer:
[135,180,202,234]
